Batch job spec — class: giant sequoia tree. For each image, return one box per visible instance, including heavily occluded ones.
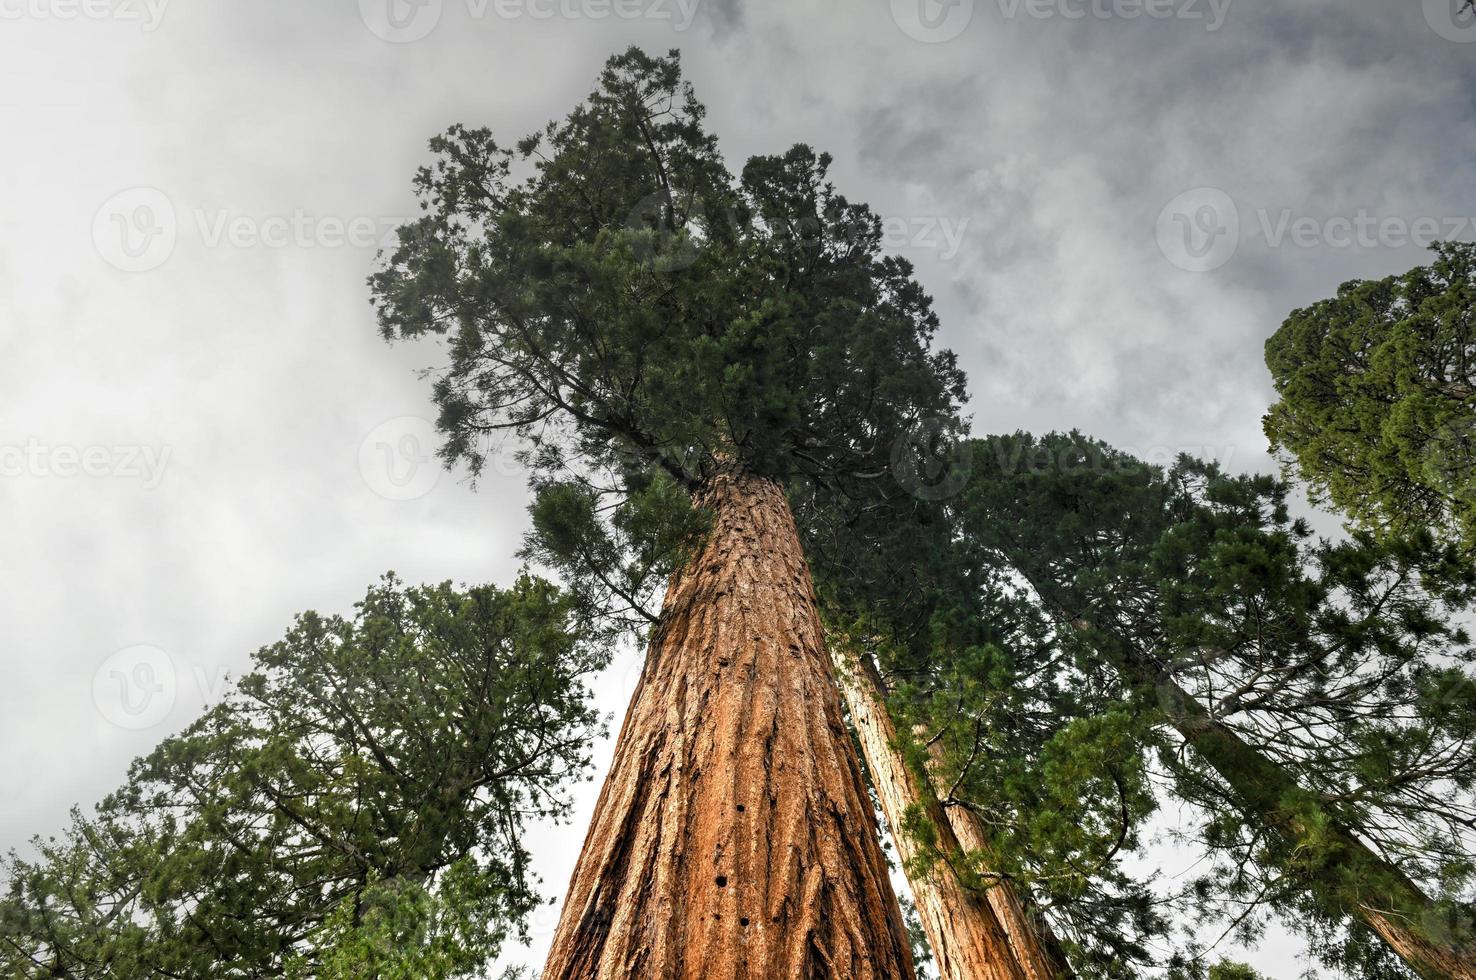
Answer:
[946,433,1476,980]
[369,47,967,979]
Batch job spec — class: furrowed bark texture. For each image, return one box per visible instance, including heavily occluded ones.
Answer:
[541,471,916,980]
[834,651,1073,980]
[1154,676,1476,980]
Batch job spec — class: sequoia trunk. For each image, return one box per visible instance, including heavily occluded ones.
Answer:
[834,651,1073,980]
[541,471,916,980]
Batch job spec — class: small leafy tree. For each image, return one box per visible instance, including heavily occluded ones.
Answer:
[827,482,1176,978]
[0,574,603,979]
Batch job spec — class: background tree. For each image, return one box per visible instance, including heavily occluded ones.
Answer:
[0,574,601,979]
[832,635,1078,980]
[370,46,967,979]
[945,431,1476,980]
[1264,242,1476,553]
[818,482,1171,980]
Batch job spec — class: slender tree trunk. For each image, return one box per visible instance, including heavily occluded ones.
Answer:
[1152,675,1476,980]
[939,774,1076,980]
[833,650,1073,980]
[541,470,916,980]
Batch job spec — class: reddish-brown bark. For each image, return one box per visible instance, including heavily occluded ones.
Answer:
[834,651,1073,980]
[541,471,916,980]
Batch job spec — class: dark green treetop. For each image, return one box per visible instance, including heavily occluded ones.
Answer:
[369,48,967,627]
[1265,242,1476,552]
[371,47,963,489]
[0,574,602,979]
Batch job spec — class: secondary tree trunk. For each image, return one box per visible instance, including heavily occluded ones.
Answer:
[940,767,1075,980]
[541,470,916,980]
[1152,674,1476,980]
[833,649,1073,980]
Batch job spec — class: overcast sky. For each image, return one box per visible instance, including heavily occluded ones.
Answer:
[2,1,1474,976]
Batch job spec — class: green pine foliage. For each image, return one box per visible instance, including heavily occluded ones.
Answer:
[1265,242,1476,552]
[0,574,603,978]
[368,47,967,626]
[930,431,1476,978]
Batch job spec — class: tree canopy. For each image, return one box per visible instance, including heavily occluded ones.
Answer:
[369,49,968,632]
[1,574,602,979]
[916,432,1476,978]
[371,47,964,493]
[1265,242,1476,553]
